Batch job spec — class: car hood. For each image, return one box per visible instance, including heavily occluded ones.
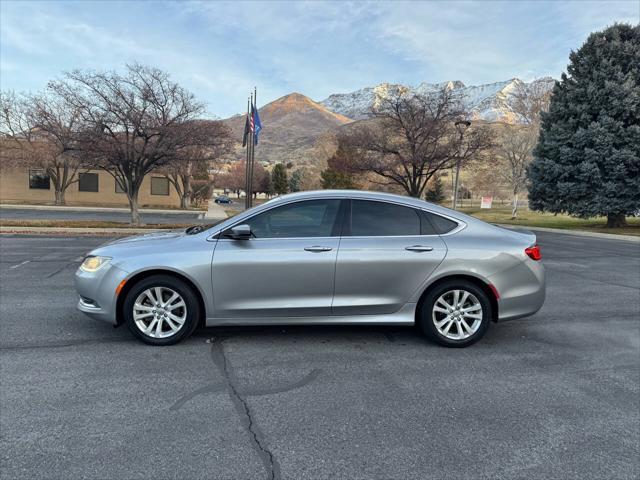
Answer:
[102,229,186,246]
[89,229,188,258]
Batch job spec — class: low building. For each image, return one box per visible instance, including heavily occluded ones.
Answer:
[0,167,181,207]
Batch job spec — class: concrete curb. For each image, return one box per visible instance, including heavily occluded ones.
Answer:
[497,224,640,242]
[0,203,205,216]
[0,226,167,236]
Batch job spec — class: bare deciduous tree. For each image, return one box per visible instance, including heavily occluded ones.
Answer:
[164,120,233,209]
[1,91,84,205]
[497,126,538,218]
[218,161,247,197]
[50,64,207,223]
[497,79,552,217]
[343,88,494,198]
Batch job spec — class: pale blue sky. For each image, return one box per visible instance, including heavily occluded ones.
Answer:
[1,0,638,117]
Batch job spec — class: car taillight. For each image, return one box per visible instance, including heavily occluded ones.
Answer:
[525,244,542,261]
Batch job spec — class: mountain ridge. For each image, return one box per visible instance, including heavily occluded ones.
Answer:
[320,77,555,123]
[221,92,351,166]
[220,78,556,166]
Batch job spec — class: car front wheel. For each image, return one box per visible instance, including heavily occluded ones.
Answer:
[123,275,200,346]
[419,280,491,347]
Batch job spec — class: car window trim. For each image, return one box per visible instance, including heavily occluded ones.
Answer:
[208,196,466,241]
[218,198,346,240]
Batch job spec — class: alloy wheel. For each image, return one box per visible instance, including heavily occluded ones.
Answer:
[432,289,483,340]
[133,287,187,339]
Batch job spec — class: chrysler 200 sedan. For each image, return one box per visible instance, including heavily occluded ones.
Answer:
[75,190,545,347]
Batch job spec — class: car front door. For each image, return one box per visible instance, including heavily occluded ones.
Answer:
[211,199,343,319]
[332,199,447,315]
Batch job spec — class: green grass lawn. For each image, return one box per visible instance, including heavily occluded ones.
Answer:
[460,206,640,236]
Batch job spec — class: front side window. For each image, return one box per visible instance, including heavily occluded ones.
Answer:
[151,177,169,196]
[242,199,341,238]
[78,173,99,192]
[350,200,420,236]
[29,169,50,190]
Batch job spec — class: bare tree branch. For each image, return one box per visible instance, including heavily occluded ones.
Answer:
[341,87,494,197]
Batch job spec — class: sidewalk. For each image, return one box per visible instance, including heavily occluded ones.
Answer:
[204,199,229,221]
[0,203,205,216]
[0,226,166,236]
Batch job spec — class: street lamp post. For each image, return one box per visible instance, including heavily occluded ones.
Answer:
[452,120,471,210]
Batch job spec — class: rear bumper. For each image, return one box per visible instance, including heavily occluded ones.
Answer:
[490,259,546,321]
[75,263,129,325]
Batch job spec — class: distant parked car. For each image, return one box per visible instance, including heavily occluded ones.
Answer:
[75,190,545,347]
[215,195,232,204]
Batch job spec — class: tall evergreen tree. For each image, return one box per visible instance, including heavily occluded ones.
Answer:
[528,24,640,228]
[320,138,357,189]
[288,169,303,192]
[271,163,289,195]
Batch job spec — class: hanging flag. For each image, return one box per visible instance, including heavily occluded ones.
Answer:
[242,113,250,147]
[251,103,262,145]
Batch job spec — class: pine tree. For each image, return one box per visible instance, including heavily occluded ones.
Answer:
[320,140,357,189]
[527,24,640,228]
[271,163,289,195]
[425,175,445,203]
[288,169,303,192]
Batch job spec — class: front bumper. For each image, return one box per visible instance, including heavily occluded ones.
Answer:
[75,263,129,325]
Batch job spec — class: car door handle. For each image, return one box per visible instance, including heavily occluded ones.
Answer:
[304,246,333,252]
[405,245,434,252]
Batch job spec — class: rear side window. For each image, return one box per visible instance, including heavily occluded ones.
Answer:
[422,211,458,234]
[350,200,420,236]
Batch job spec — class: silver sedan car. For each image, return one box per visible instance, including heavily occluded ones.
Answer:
[75,190,545,347]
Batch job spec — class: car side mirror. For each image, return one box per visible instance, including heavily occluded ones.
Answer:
[227,224,252,240]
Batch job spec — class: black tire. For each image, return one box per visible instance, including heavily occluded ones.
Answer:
[419,280,492,348]
[123,274,200,346]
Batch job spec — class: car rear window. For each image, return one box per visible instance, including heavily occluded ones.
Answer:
[422,211,459,234]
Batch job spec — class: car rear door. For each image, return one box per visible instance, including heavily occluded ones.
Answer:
[332,199,447,315]
[211,198,344,319]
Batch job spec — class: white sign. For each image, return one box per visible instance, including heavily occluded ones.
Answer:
[480,196,493,209]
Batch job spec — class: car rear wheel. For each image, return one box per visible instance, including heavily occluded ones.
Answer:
[419,280,491,347]
[123,275,200,346]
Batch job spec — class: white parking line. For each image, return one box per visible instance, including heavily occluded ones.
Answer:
[9,260,30,269]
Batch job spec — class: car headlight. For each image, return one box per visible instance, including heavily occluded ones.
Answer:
[80,255,111,273]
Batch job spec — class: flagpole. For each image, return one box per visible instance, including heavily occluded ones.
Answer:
[249,87,257,208]
[244,96,251,210]
[247,91,254,208]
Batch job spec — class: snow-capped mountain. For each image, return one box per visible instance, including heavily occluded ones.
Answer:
[320,78,555,123]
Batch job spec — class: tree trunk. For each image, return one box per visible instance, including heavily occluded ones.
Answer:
[54,189,66,206]
[511,192,518,219]
[606,213,626,228]
[180,174,191,209]
[128,193,141,225]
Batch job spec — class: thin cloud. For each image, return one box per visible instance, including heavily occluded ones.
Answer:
[1,0,637,117]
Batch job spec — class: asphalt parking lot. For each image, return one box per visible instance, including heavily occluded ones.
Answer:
[0,232,638,480]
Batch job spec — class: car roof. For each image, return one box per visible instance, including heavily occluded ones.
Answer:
[273,189,471,220]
